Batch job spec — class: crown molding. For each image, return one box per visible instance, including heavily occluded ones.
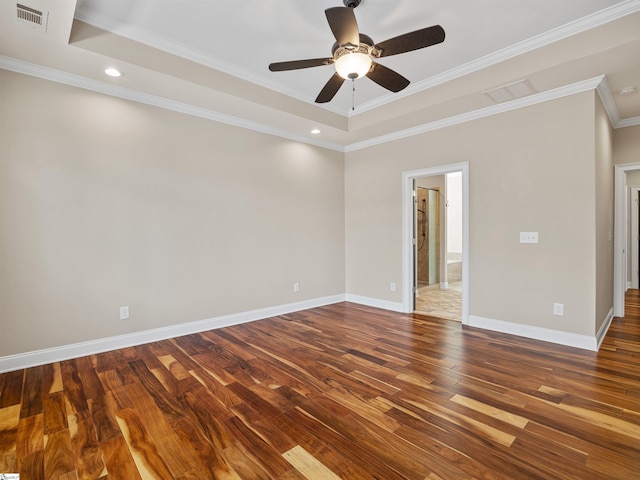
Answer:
[595,76,621,126]
[73,7,346,117]
[75,1,640,118]
[351,0,640,116]
[592,77,640,129]
[345,76,607,152]
[0,55,345,152]
[1,56,632,153]
[617,116,640,128]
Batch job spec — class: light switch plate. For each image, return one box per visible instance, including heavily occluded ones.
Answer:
[520,232,538,244]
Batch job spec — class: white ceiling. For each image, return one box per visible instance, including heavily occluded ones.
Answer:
[72,0,626,112]
[1,0,640,149]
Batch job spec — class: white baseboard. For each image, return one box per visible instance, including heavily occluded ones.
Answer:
[595,308,614,350]
[345,294,404,313]
[467,315,599,351]
[0,294,346,373]
[627,281,632,291]
[1,295,614,372]
[440,282,449,289]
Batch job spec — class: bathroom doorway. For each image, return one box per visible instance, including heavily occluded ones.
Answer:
[413,175,462,321]
[402,162,468,324]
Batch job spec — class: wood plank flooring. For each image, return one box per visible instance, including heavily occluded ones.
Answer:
[2,291,640,479]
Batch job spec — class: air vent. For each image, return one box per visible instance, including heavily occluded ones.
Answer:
[16,3,48,31]
[484,79,536,104]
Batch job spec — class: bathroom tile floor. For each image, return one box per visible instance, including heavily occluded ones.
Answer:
[415,281,462,321]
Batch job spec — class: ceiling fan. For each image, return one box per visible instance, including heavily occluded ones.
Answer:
[268,0,445,104]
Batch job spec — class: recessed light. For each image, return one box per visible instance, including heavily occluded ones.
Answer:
[104,68,122,77]
[311,128,321,134]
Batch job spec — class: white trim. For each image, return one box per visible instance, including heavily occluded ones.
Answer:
[467,315,598,351]
[0,290,614,373]
[0,294,345,373]
[350,1,640,116]
[595,76,621,126]
[617,116,640,129]
[73,6,346,117]
[346,77,605,152]
[2,57,636,155]
[402,163,469,323]
[345,294,404,313]
[631,187,640,288]
[0,56,345,153]
[614,163,640,317]
[75,1,640,117]
[596,308,615,350]
[2,56,633,153]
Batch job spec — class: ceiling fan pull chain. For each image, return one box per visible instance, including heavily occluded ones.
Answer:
[352,79,356,111]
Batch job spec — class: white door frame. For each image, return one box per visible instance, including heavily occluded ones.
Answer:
[614,162,640,317]
[402,162,469,323]
[631,187,640,289]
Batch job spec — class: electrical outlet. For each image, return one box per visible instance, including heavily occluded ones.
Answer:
[553,303,564,316]
[293,282,300,293]
[390,282,396,292]
[120,306,129,320]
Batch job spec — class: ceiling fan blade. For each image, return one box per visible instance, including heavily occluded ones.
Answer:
[325,7,360,47]
[366,62,410,93]
[269,58,332,72]
[315,72,345,103]
[376,25,445,57]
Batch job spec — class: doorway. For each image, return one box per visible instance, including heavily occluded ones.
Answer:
[614,162,640,317]
[631,186,640,289]
[402,162,469,324]
[413,179,462,321]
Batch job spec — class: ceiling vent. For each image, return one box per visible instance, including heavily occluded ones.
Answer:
[16,3,48,31]
[484,79,536,104]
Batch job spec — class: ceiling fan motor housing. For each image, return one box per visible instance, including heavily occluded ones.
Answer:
[343,0,361,8]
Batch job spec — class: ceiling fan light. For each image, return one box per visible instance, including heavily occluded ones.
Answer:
[335,52,372,80]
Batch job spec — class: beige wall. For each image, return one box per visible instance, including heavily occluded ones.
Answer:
[613,124,640,166]
[345,92,599,336]
[594,95,614,332]
[0,70,345,356]
[0,66,626,358]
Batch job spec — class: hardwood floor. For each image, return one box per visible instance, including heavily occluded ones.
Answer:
[2,292,640,479]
